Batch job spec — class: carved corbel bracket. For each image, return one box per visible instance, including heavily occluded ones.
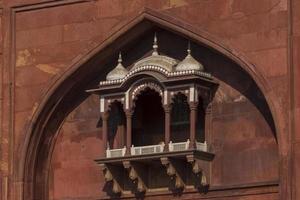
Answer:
[123,161,146,193]
[186,155,209,187]
[99,164,122,194]
[160,157,184,189]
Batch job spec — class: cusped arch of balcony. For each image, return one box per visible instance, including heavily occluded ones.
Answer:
[129,79,164,109]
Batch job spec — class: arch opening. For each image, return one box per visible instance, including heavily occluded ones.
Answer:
[170,92,190,143]
[196,97,205,143]
[108,101,126,149]
[132,88,164,146]
[18,11,280,200]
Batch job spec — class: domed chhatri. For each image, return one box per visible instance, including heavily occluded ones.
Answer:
[104,35,206,83]
[106,52,129,81]
[175,42,204,72]
[132,33,178,72]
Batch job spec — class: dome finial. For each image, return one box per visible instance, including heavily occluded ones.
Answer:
[175,40,205,72]
[187,41,191,56]
[118,52,122,64]
[152,32,158,56]
[105,52,128,81]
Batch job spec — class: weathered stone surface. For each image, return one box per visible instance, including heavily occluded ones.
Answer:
[0,0,298,199]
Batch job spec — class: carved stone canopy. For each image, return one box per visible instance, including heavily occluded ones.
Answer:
[86,33,218,112]
[102,34,208,85]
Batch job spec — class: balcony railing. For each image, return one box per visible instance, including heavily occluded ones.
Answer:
[168,140,190,151]
[196,141,207,152]
[105,141,208,158]
[106,146,126,158]
[131,143,165,155]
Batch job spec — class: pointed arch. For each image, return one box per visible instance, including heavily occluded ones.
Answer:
[16,8,283,200]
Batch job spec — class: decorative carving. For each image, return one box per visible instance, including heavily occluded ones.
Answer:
[170,90,189,101]
[98,66,212,86]
[186,155,209,187]
[100,164,113,182]
[131,82,163,101]
[112,180,122,194]
[99,164,122,194]
[123,161,146,193]
[160,157,184,189]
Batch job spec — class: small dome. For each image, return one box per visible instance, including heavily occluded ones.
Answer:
[131,33,178,72]
[106,53,128,81]
[175,43,204,71]
[132,54,178,72]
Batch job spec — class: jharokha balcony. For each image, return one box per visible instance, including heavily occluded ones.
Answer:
[86,34,218,197]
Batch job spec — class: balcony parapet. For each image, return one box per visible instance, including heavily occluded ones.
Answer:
[106,146,126,158]
[105,141,208,158]
[196,141,207,152]
[131,143,165,155]
[169,140,190,151]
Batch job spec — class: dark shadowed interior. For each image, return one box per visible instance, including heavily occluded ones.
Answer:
[170,93,190,143]
[108,101,126,149]
[132,88,165,146]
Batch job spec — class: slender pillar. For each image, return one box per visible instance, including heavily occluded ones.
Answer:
[101,112,109,157]
[164,105,171,150]
[204,102,212,146]
[189,102,198,149]
[125,110,133,155]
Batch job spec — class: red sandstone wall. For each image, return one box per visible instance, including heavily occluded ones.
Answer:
[0,0,298,199]
[49,80,279,199]
[49,96,103,199]
[292,0,300,199]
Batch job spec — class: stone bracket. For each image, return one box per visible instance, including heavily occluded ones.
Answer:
[123,161,146,193]
[186,155,209,187]
[160,157,184,189]
[99,164,122,194]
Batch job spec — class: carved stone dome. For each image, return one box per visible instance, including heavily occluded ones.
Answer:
[132,54,178,72]
[131,33,178,72]
[175,45,204,71]
[106,53,128,81]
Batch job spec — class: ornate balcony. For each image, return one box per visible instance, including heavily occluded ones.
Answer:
[87,33,218,197]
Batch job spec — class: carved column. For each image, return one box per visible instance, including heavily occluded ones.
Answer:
[204,102,212,147]
[101,112,109,157]
[189,102,198,149]
[164,105,171,150]
[125,109,133,155]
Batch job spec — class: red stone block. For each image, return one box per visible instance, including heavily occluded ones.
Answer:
[15,2,98,31]
[16,25,64,49]
[231,0,285,16]
[247,47,287,78]
[96,0,144,18]
[293,143,300,199]
[14,85,45,112]
[15,65,58,87]
[228,28,287,52]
